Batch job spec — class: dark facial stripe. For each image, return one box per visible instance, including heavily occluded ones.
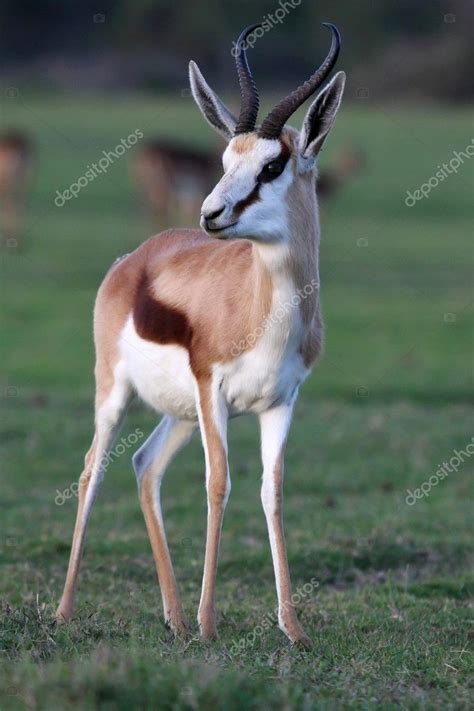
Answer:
[232,140,292,219]
[233,182,261,217]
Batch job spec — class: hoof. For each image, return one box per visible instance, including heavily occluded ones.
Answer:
[291,631,312,649]
[279,615,312,649]
[165,614,192,638]
[198,619,218,641]
[166,621,191,638]
[55,607,72,624]
[199,627,218,641]
[197,607,218,640]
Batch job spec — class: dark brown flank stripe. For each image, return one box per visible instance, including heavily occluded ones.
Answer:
[133,271,193,350]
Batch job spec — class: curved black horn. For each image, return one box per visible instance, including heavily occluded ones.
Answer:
[258,23,341,140]
[234,24,261,135]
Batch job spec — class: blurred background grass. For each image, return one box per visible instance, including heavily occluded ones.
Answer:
[0,1,473,709]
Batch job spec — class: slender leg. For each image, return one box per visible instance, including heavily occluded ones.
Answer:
[1,194,21,245]
[133,416,196,635]
[196,377,229,639]
[56,375,132,622]
[259,401,311,646]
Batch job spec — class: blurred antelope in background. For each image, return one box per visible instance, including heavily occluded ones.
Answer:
[132,139,363,227]
[0,132,34,246]
[131,139,220,225]
[57,23,345,646]
[318,143,365,201]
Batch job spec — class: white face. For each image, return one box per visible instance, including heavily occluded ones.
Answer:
[200,134,296,243]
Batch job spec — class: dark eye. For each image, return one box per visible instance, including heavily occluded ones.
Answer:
[258,160,285,183]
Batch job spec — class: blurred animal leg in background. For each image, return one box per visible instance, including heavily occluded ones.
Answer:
[130,140,219,228]
[131,143,172,226]
[0,133,34,247]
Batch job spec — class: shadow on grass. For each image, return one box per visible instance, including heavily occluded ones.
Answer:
[220,536,471,591]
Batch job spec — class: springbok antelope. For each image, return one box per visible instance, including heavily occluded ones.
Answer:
[131,139,220,225]
[0,132,34,246]
[56,23,345,646]
[132,139,360,227]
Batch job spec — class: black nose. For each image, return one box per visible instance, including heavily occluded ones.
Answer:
[202,206,225,221]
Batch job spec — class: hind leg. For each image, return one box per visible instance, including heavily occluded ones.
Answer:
[133,416,196,635]
[56,366,132,622]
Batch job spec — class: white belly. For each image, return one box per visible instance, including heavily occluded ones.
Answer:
[120,317,197,419]
[119,315,309,420]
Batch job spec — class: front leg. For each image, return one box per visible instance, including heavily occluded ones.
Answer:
[259,401,311,647]
[196,376,230,640]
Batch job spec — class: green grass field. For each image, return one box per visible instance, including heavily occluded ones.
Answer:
[1,95,473,709]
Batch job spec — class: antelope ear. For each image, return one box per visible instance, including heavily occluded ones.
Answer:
[189,61,237,142]
[299,71,346,159]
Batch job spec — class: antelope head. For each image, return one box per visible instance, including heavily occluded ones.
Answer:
[189,23,345,243]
